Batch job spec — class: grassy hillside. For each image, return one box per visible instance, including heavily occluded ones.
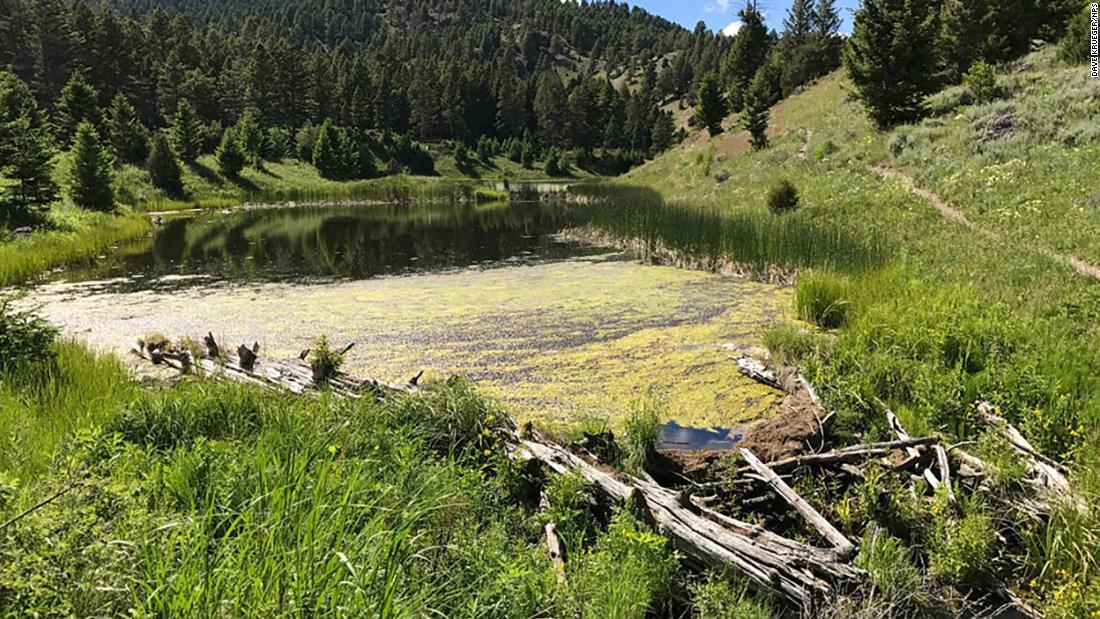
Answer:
[624,47,1100,616]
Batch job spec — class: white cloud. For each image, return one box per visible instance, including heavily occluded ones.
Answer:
[705,0,732,13]
[720,20,743,37]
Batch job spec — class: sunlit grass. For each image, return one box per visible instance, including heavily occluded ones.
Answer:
[0,214,150,286]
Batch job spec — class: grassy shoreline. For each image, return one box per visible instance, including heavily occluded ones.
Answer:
[623,49,1100,616]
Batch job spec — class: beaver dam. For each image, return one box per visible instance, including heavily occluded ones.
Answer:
[27,197,793,429]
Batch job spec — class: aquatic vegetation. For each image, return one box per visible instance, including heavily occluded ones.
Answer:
[572,184,886,275]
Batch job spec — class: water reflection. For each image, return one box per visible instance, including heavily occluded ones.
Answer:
[61,200,610,288]
[657,421,744,452]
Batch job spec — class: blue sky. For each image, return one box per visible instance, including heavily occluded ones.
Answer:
[629,0,860,36]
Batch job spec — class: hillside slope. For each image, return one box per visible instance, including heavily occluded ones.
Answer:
[624,47,1100,616]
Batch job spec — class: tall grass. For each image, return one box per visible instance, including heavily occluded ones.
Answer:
[0,214,150,286]
[572,184,886,274]
[0,341,137,480]
[0,376,689,617]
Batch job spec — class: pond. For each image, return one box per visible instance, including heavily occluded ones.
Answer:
[29,194,792,429]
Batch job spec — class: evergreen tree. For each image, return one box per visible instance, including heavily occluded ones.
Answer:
[170,98,203,163]
[105,92,147,165]
[722,3,770,112]
[68,120,114,210]
[1059,4,1093,63]
[784,0,815,42]
[844,0,939,128]
[146,131,182,195]
[534,71,567,147]
[520,142,535,169]
[742,69,771,150]
[650,110,676,154]
[695,72,727,136]
[937,0,1003,83]
[313,118,354,180]
[57,70,100,144]
[544,148,562,176]
[234,106,266,168]
[0,71,57,224]
[215,128,245,178]
[814,0,842,39]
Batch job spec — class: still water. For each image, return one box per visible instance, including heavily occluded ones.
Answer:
[32,198,791,428]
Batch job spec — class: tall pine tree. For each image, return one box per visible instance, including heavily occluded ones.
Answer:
[695,72,727,136]
[57,70,100,144]
[0,71,57,224]
[742,69,770,150]
[722,2,770,112]
[844,0,939,128]
[68,120,114,210]
[170,98,203,163]
[146,131,182,195]
[105,92,147,164]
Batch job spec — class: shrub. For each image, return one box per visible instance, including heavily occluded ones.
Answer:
[963,61,998,104]
[795,273,853,329]
[308,334,344,385]
[766,179,800,213]
[928,497,995,586]
[0,296,57,372]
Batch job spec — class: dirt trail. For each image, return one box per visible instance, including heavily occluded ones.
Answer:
[871,165,1100,282]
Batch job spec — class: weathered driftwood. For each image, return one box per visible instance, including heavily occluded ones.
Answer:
[735,355,784,390]
[740,448,855,557]
[742,437,939,474]
[934,444,956,503]
[977,402,1070,494]
[885,407,942,492]
[545,523,567,585]
[513,433,865,608]
[203,332,220,359]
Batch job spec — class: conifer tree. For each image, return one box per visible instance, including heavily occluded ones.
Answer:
[215,128,245,178]
[650,110,676,154]
[814,0,842,39]
[68,121,114,210]
[0,72,57,223]
[1059,4,1092,63]
[170,98,203,163]
[520,142,535,169]
[105,92,148,165]
[937,0,1003,83]
[234,106,266,168]
[146,131,182,195]
[722,3,770,112]
[784,0,815,42]
[844,0,939,128]
[742,69,770,150]
[313,118,354,180]
[57,71,100,144]
[695,72,727,136]
[534,71,567,147]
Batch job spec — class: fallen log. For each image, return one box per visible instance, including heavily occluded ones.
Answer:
[514,432,864,609]
[739,448,855,557]
[977,402,1070,494]
[133,341,412,399]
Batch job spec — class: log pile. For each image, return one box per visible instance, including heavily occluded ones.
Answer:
[133,338,1072,615]
[134,332,417,398]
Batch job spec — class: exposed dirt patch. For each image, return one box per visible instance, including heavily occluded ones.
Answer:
[736,390,820,462]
